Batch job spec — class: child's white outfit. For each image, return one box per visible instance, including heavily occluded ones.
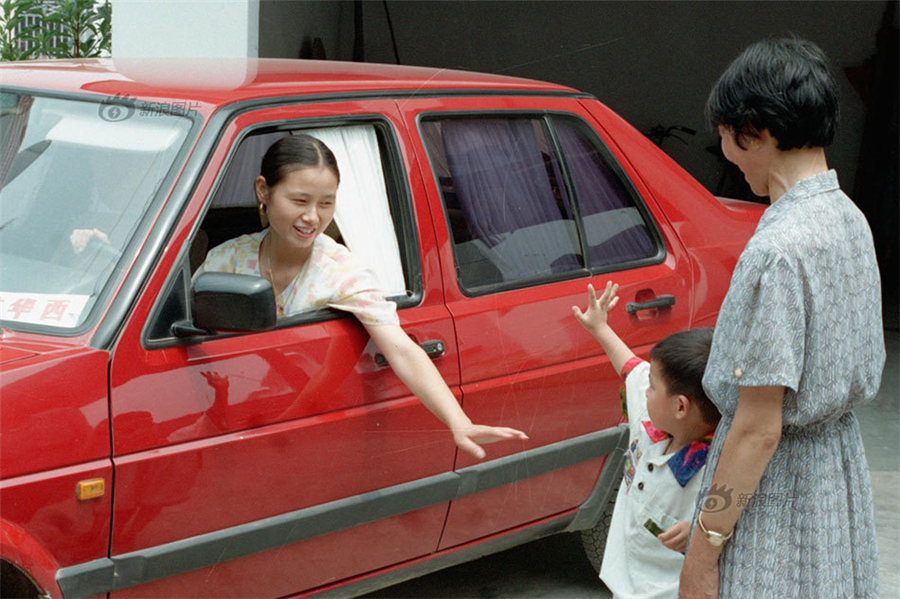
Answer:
[600,358,711,599]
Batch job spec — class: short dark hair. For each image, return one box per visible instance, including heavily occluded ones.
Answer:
[649,328,719,426]
[706,35,839,150]
[260,133,341,187]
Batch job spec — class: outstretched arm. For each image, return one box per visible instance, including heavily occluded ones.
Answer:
[364,323,528,459]
[571,282,636,375]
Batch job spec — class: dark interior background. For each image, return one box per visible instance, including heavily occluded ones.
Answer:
[257,0,899,325]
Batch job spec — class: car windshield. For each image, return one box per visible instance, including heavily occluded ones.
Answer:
[0,92,192,331]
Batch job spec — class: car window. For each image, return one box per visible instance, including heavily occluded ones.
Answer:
[200,124,407,298]
[550,116,657,268]
[420,114,659,295]
[419,117,584,293]
[146,121,417,342]
[0,92,192,330]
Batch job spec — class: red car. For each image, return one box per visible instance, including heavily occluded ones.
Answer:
[0,59,763,599]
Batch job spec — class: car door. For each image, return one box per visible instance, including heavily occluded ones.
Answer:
[106,100,458,598]
[403,96,693,548]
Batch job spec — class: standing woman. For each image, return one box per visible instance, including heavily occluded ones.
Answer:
[196,134,527,459]
[679,37,885,598]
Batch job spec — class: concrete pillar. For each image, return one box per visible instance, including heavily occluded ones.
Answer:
[111,0,260,58]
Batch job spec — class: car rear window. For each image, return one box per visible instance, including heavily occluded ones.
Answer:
[420,114,658,295]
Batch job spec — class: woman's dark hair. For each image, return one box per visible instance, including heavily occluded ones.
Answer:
[260,133,340,186]
[649,328,719,426]
[706,35,839,150]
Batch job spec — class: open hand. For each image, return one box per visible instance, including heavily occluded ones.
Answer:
[452,424,529,460]
[571,281,619,335]
[658,520,690,552]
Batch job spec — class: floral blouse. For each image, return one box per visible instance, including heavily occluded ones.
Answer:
[195,230,399,326]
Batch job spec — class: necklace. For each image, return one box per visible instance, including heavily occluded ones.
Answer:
[264,234,285,316]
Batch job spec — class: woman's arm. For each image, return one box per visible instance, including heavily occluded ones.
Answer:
[678,384,783,599]
[364,323,528,459]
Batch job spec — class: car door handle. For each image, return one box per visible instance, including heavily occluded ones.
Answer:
[375,340,446,367]
[419,339,447,359]
[626,294,676,314]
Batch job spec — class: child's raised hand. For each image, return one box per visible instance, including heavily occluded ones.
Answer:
[571,281,619,334]
[570,281,635,375]
[658,520,690,553]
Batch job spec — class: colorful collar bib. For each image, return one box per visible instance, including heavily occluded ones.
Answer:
[642,421,711,488]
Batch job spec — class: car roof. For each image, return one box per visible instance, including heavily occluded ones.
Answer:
[0,58,579,111]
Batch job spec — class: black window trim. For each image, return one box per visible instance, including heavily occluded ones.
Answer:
[548,113,667,275]
[544,115,592,269]
[415,109,666,298]
[142,113,423,348]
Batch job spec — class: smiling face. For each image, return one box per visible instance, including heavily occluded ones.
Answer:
[256,165,338,257]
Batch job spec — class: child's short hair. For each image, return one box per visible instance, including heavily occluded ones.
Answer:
[649,328,719,426]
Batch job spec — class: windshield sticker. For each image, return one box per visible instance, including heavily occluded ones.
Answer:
[0,293,90,328]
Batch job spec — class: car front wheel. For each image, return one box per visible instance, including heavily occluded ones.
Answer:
[579,479,620,573]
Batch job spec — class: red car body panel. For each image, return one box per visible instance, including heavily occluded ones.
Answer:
[399,94,693,547]
[0,59,762,599]
[0,347,110,478]
[0,58,572,109]
[579,100,766,327]
[104,100,460,595]
[0,340,112,597]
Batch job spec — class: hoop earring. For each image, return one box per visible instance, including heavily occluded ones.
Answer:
[258,202,269,228]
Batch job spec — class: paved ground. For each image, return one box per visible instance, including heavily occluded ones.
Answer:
[368,324,900,598]
[858,326,900,597]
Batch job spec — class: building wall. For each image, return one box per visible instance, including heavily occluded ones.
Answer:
[355,0,887,199]
[255,0,897,301]
[258,0,353,60]
[108,1,890,210]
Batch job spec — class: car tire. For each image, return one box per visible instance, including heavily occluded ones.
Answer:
[579,479,620,574]
[0,560,42,599]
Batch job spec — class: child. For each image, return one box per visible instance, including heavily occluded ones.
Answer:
[572,282,719,599]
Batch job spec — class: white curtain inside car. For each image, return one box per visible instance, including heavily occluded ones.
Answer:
[301,126,406,297]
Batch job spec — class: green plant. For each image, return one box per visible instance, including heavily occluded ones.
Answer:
[0,0,111,61]
[40,0,111,58]
[0,0,42,61]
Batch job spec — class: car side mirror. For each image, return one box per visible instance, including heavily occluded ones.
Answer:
[171,272,276,336]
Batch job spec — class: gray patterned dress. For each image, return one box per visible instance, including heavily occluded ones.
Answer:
[696,170,885,598]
